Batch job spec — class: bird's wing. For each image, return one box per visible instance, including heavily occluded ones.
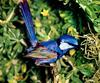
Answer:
[35,58,57,65]
[40,40,63,55]
[24,47,58,59]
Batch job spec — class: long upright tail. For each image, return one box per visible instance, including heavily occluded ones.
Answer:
[19,0,37,47]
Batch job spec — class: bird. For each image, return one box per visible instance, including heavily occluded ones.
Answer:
[19,0,78,66]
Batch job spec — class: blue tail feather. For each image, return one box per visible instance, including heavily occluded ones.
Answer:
[20,0,37,47]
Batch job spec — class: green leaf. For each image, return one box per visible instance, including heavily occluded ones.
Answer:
[78,64,94,77]
[71,73,83,83]
[94,18,100,33]
[21,64,27,73]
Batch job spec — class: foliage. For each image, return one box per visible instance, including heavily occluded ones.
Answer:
[0,0,100,83]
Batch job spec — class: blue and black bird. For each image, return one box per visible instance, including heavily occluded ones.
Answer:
[19,0,78,66]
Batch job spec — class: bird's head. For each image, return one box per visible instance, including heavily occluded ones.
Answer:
[57,34,78,54]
